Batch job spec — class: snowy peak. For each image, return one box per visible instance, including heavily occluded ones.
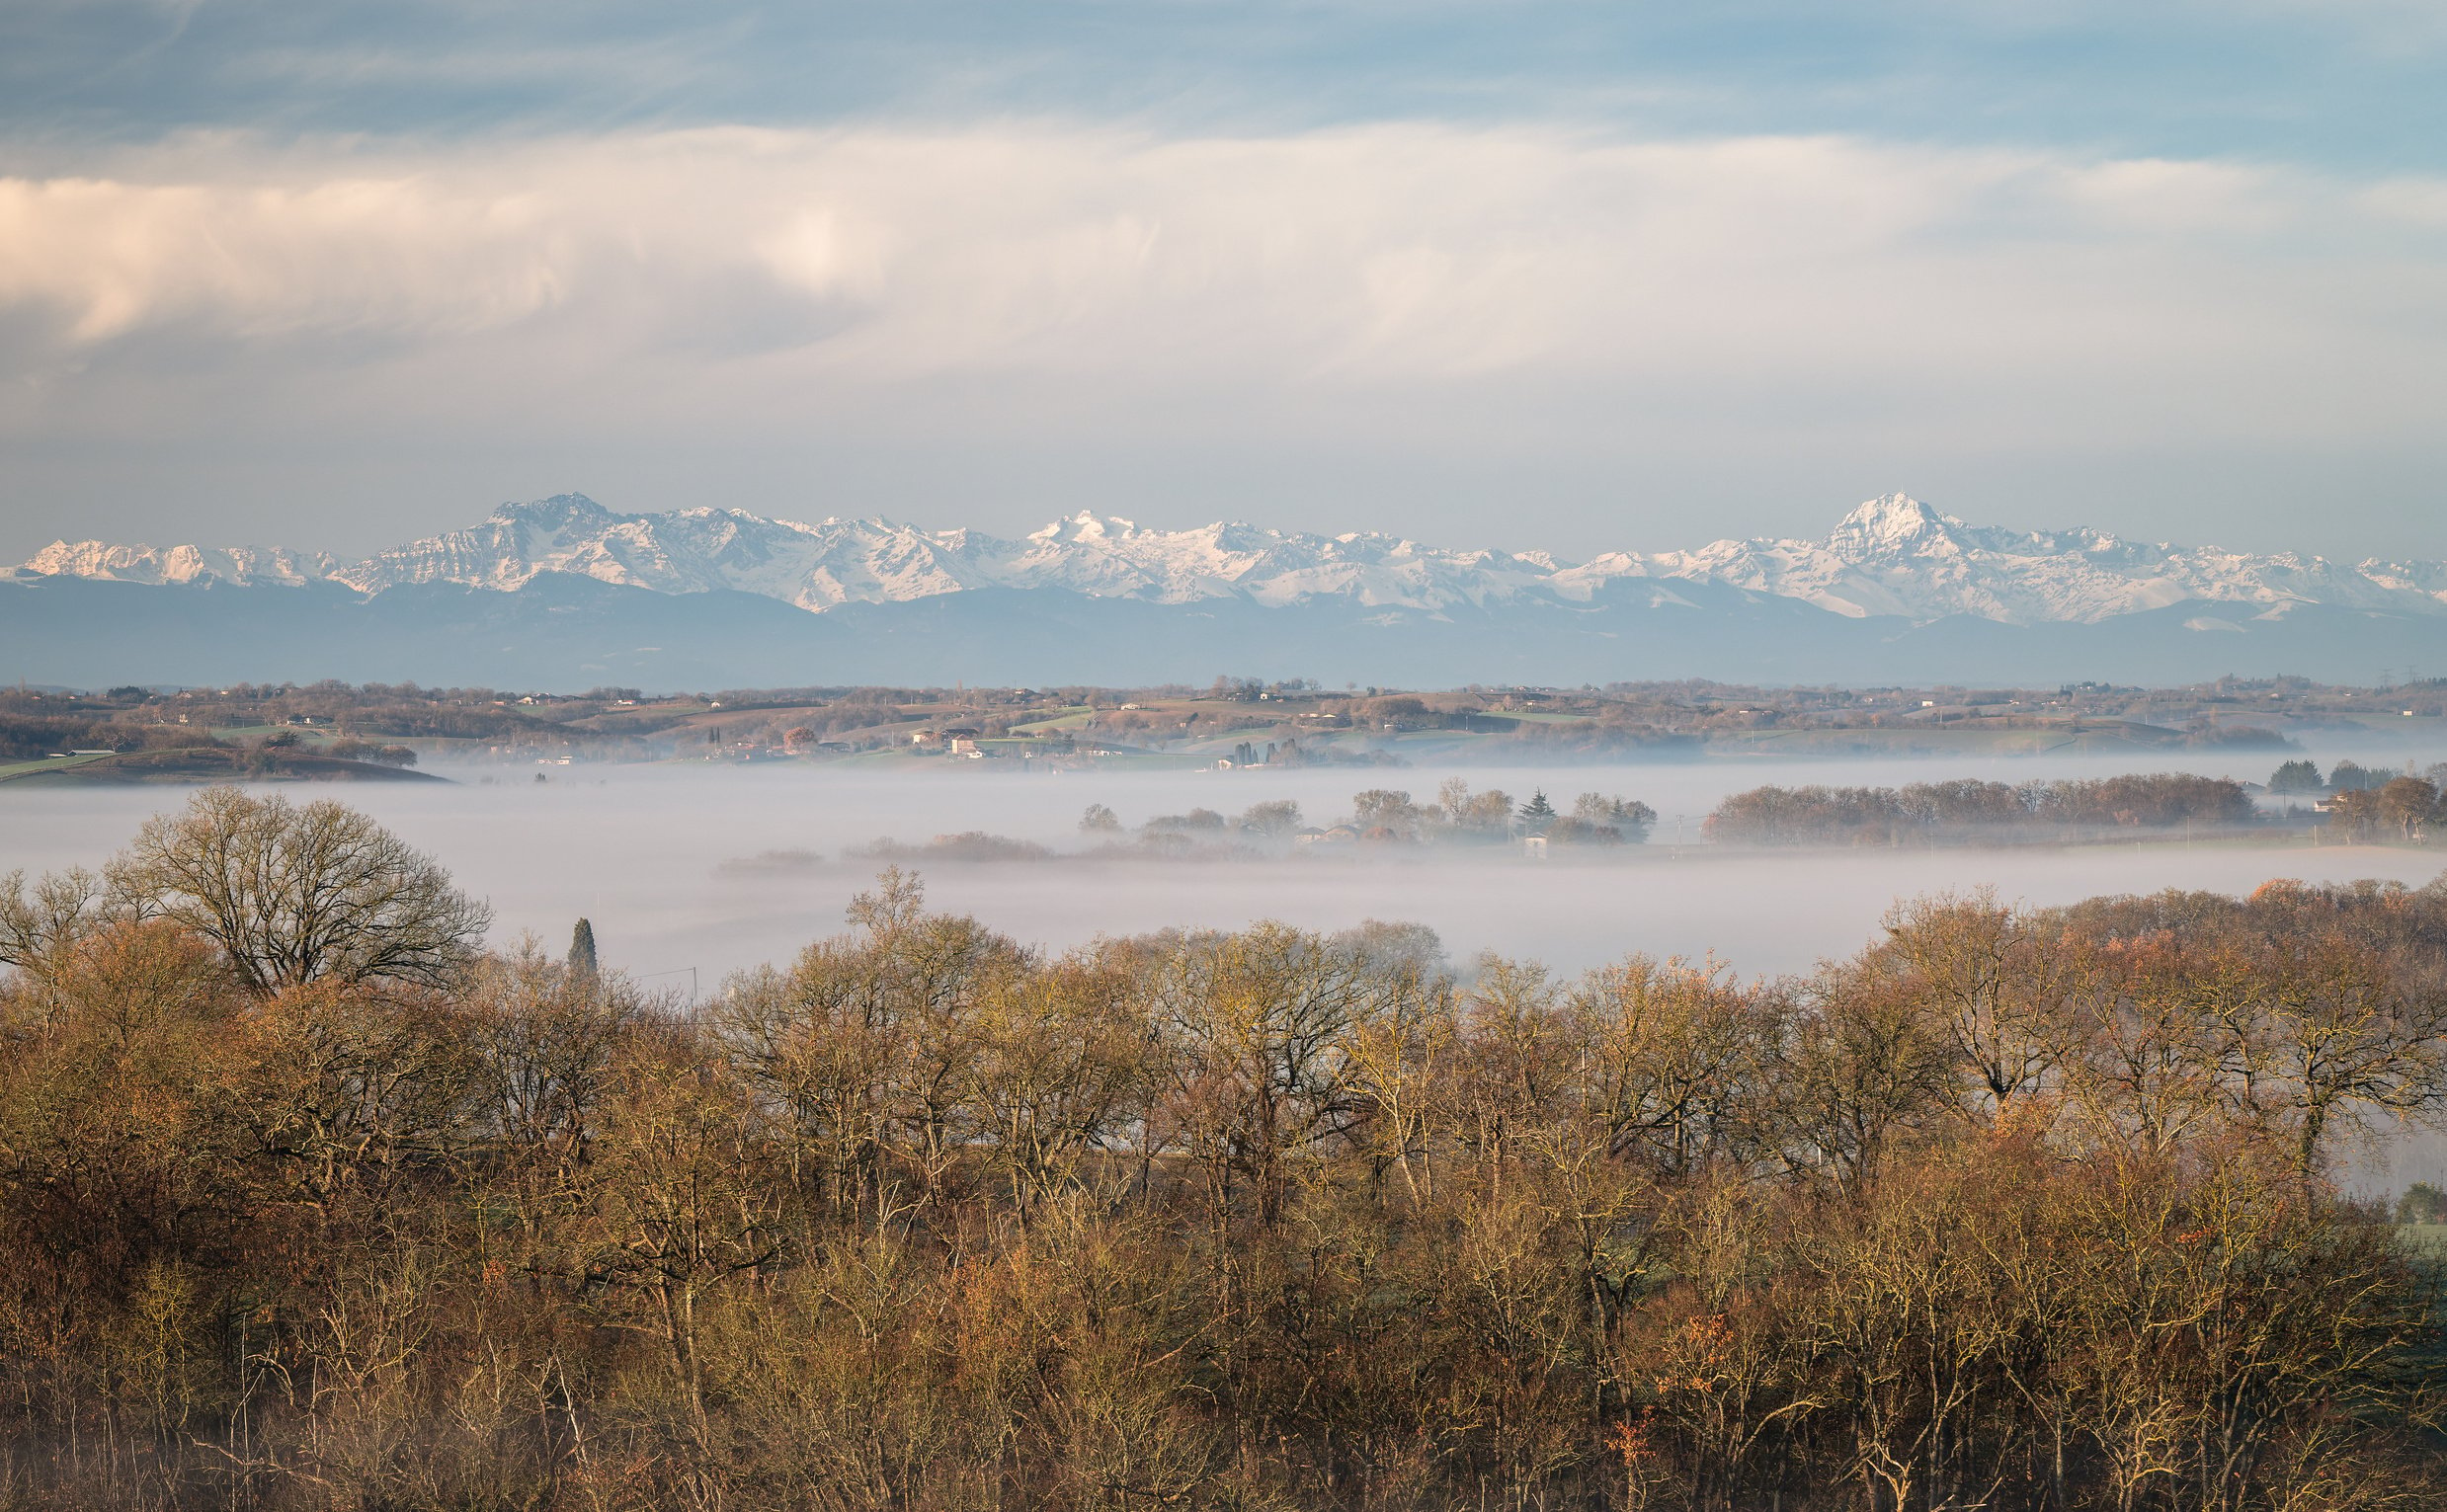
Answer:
[1827,493,1960,556]
[1027,512,1137,545]
[488,492,617,531]
[17,494,2447,627]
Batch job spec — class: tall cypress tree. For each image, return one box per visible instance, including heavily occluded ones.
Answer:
[568,916,599,978]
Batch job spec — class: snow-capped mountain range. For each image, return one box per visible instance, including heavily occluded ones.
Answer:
[18,492,2446,629]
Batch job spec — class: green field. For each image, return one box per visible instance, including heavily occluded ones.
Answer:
[0,752,113,783]
[2399,1223,2447,1259]
[0,747,440,787]
[1011,707,1097,733]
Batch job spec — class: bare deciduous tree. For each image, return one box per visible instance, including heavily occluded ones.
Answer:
[108,786,489,996]
[0,865,125,986]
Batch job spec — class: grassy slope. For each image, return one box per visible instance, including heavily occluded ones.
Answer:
[0,747,444,786]
[0,753,114,780]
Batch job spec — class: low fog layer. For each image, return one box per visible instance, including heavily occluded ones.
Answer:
[15,749,2447,1193]
[8,750,2440,993]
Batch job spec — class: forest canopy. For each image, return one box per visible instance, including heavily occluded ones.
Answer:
[4,789,2447,1511]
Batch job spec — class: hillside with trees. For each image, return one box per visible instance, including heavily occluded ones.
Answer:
[28,675,2447,777]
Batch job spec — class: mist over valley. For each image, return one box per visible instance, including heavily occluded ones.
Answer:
[12,750,2442,989]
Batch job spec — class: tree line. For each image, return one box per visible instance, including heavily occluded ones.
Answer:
[1085,783,1660,848]
[2266,759,2447,797]
[1705,774,2259,845]
[3,788,2447,1510]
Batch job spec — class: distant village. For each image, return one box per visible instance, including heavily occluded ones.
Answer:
[13,673,2441,779]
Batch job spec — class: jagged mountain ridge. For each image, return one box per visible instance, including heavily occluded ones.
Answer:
[24,540,342,588]
[1618,495,2447,626]
[19,493,2447,627]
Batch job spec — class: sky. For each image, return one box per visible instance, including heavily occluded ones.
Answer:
[2,0,2444,565]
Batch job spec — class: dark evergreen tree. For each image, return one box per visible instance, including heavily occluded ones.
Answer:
[1517,789,1557,832]
[568,916,599,978]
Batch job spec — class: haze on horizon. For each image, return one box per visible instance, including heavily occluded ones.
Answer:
[3,0,2444,566]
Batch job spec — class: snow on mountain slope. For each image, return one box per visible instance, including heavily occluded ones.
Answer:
[17,492,2446,626]
[21,540,338,588]
[328,496,1559,613]
[1598,495,2447,625]
[1002,513,1553,609]
[329,497,981,609]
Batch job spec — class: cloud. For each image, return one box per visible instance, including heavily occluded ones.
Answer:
[1,121,2443,561]
[0,172,570,342]
[2,125,2436,386]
